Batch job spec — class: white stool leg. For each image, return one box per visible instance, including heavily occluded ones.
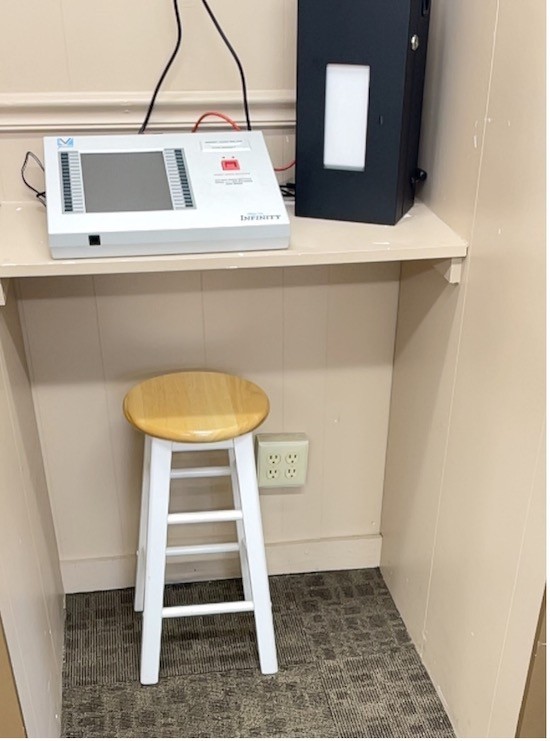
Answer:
[229,447,253,601]
[134,435,152,612]
[140,436,172,685]
[234,433,278,675]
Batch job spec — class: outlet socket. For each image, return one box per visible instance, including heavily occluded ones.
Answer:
[256,433,309,489]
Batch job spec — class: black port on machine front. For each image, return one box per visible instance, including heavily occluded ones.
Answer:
[88,234,101,246]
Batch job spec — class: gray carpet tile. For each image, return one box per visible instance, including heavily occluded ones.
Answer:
[320,649,455,738]
[62,568,455,738]
[63,667,338,739]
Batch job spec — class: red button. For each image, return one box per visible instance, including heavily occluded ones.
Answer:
[222,159,240,171]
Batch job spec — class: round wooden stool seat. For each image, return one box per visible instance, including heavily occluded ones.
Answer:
[123,370,270,443]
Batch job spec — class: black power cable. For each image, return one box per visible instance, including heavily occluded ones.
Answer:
[21,151,46,206]
[200,0,252,131]
[139,0,183,134]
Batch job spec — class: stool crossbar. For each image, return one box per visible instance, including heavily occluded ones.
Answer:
[124,371,278,685]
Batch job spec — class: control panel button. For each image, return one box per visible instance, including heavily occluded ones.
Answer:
[221,159,240,171]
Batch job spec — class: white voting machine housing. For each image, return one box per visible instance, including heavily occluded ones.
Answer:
[43,131,290,259]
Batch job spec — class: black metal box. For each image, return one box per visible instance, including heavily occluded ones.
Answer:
[295,0,431,225]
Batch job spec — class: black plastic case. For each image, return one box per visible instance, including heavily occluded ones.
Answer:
[295,0,431,225]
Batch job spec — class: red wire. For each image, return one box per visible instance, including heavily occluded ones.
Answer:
[192,111,241,132]
[192,111,295,173]
[274,159,296,172]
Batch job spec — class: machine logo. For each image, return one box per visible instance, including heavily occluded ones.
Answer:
[240,213,282,222]
[57,137,74,148]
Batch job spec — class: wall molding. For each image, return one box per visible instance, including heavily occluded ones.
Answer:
[61,534,382,593]
[0,90,296,134]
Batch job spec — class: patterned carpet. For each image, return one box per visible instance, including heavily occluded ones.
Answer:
[62,568,455,738]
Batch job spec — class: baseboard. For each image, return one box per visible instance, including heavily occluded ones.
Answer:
[61,534,382,593]
[267,534,382,576]
[0,90,296,134]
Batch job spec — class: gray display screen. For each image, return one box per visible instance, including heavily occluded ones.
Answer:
[80,152,173,213]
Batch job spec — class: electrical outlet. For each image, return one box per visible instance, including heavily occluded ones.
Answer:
[255,433,309,489]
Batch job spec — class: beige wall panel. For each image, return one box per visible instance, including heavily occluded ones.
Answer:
[488,427,545,737]
[419,0,498,239]
[18,276,124,560]
[93,271,206,553]
[0,0,293,95]
[0,288,63,737]
[482,10,546,732]
[2,287,64,659]
[201,267,284,382]
[201,268,286,543]
[264,130,296,182]
[0,0,69,92]
[277,266,329,541]
[171,0,289,92]
[93,271,205,376]
[60,0,184,93]
[381,262,465,647]
[52,0,292,94]
[422,1,546,733]
[382,0,545,736]
[282,0,298,91]
[19,267,396,588]
[322,263,399,539]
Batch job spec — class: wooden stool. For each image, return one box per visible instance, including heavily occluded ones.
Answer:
[123,370,277,684]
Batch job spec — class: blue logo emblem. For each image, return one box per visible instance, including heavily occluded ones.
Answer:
[57,137,74,148]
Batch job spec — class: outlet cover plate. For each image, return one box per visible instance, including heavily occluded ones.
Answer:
[256,433,309,488]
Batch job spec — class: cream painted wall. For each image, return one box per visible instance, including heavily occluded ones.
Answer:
[0,285,64,737]
[0,0,397,593]
[18,264,398,591]
[0,0,297,202]
[0,0,296,95]
[381,0,545,737]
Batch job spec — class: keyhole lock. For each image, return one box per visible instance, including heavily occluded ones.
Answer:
[411,34,420,51]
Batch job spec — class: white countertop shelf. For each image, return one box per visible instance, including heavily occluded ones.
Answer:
[0,200,467,279]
